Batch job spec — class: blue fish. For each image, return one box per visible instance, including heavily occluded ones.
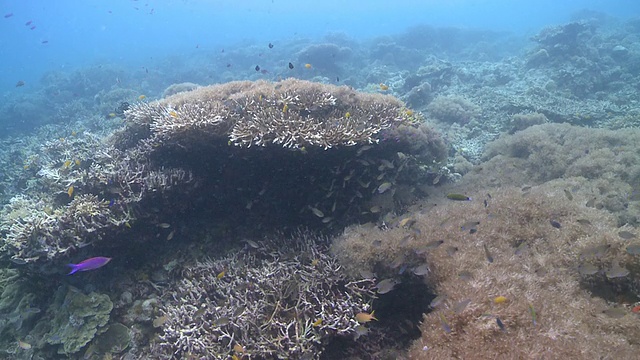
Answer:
[67,257,111,275]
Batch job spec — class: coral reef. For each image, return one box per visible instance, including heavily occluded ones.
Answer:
[475,123,640,225]
[332,183,640,359]
[126,78,414,149]
[31,286,113,355]
[426,95,480,124]
[153,231,376,359]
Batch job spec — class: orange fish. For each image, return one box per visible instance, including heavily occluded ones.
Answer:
[632,305,640,314]
[379,83,389,91]
[355,310,377,323]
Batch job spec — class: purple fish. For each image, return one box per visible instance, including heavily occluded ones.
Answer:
[67,257,111,275]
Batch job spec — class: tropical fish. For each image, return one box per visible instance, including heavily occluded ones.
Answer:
[312,318,322,326]
[354,324,369,339]
[577,262,599,276]
[304,63,312,69]
[494,296,508,304]
[438,312,451,333]
[15,80,25,87]
[67,257,112,275]
[605,261,629,279]
[414,240,444,254]
[379,83,389,91]
[563,189,573,200]
[483,243,494,263]
[356,311,377,323]
[412,263,430,276]
[67,186,74,198]
[453,299,471,314]
[618,231,636,239]
[377,182,393,193]
[430,294,448,308]
[309,206,324,218]
[447,193,471,201]
[375,278,397,294]
[233,343,245,353]
[255,65,260,72]
[138,95,146,100]
[602,307,626,319]
[528,303,537,326]
[288,62,294,69]
[625,244,640,255]
[268,42,274,48]
[17,340,31,350]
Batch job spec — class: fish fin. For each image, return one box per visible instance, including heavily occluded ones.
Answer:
[67,264,79,275]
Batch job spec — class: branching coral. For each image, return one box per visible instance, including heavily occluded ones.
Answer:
[125,78,414,150]
[154,231,376,359]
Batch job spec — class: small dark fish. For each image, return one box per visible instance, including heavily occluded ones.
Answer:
[108,198,116,207]
[41,40,48,44]
[255,65,260,72]
[25,20,32,26]
[288,62,294,69]
[15,81,25,87]
[496,317,506,331]
[563,189,573,201]
[549,219,562,229]
[618,231,635,239]
[576,219,592,226]
[268,42,274,48]
[483,244,494,263]
[260,69,269,74]
[4,13,13,18]
[483,199,488,207]
[30,26,36,30]
[336,76,340,82]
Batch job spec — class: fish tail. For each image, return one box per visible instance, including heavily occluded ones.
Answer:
[67,264,79,275]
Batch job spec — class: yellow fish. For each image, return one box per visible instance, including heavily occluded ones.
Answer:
[282,104,288,113]
[233,343,245,353]
[71,130,77,136]
[108,113,117,118]
[355,310,377,323]
[312,318,322,326]
[75,159,81,166]
[67,186,74,198]
[379,83,389,91]
[345,112,351,118]
[494,296,508,304]
[138,95,146,100]
[216,270,225,279]
[304,63,312,69]
[168,110,178,118]
[63,160,72,168]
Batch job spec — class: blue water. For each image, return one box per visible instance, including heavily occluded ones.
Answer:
[1,0,638,91]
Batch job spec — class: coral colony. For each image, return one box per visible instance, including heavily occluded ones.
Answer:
[1,18,640,360]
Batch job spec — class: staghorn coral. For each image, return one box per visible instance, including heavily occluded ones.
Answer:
[154,231,376,359]
[125,78,415,150]
[333,183,640,359]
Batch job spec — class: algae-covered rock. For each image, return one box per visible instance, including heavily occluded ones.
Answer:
[43,286,113,354]
[0,268,42,354]
[83,322,131,359]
